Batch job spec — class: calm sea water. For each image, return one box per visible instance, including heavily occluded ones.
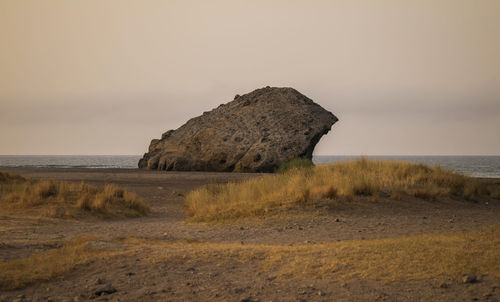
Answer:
[0,155,140,169]
[0,155,499,178]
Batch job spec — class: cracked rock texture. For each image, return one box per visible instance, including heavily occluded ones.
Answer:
[138,87,338,172]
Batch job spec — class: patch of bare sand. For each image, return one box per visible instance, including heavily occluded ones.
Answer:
[1,168,499,301]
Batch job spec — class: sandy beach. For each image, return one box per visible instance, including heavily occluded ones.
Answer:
[1,168,499,301]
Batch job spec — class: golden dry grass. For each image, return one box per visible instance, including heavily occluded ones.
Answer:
[185,159,491,222]
[488,186,500,199]
[0,171,149,218]
[277,157,314,173]
[151,224,500,282]
[0,237,119,290]
[76,183,149,217]
[2,225,498,290]
[0,171,25,183]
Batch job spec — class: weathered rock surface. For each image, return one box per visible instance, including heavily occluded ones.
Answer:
[138,87,338,172]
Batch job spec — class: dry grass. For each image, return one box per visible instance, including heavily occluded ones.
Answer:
[2,226,498,290]
[0,237,119,290]
[0,171,149,218]
[0,171,25,183]
[152,224,500,282]
[488,186,500,199]
[185,158,491,222]
[76,184,149,217]
[0,171,27,197]
[277,157,314,173]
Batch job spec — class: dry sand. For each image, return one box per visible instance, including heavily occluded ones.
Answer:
[1,168,499,301]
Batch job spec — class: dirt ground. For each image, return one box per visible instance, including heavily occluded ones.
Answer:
[1,168,499,301]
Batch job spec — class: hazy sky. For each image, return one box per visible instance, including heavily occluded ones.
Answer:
[1,0,499,155]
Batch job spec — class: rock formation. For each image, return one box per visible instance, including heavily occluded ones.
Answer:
[138,87,338,172]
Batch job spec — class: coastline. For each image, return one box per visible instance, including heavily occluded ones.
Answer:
[1,154,500,178]
[2,166,499,181]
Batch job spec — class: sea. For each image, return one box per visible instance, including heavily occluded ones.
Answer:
[0,155,499,178]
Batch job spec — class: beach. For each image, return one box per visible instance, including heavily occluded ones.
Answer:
[1,168,499,301]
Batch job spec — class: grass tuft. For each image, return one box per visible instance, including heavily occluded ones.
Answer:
[488,186,500,199]
[0,171,149,218]
[322,186,338,199]
[277,157,314,173]
[185,159,489,222]
[0,171,26,183]
[0,237,118,290]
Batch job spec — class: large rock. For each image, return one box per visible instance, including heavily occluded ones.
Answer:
[138,87,338,172]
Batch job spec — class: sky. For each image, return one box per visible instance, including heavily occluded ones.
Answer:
[1,0,499,156]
